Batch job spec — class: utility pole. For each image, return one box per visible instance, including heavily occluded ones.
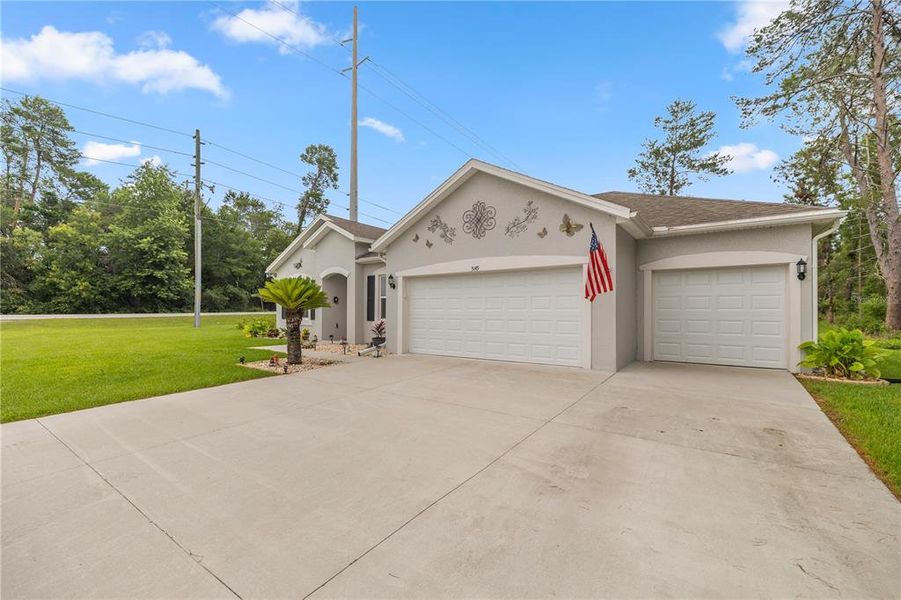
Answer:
[349,5,359,222]
[193,129,202,328]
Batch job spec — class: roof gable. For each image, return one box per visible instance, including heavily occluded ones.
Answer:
[266,213,388,273]
[371,159,632,252]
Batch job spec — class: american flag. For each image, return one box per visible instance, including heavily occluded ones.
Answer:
[584,224,613,301]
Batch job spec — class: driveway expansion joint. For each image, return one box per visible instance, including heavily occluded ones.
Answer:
[35,419,244,600]
[302,370,616,599]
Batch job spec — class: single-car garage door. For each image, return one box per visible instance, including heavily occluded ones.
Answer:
[408,267,584,367]
[653,265,787,369]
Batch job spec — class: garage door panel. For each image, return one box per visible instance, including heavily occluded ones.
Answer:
[653,265,786,369]
[408,267,584,367]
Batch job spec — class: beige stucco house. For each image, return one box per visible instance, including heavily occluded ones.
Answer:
[270,160,844,372]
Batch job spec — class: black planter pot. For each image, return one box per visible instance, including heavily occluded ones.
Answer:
[371,336,386,347]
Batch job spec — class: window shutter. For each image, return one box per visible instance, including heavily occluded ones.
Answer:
[366,275,376,321]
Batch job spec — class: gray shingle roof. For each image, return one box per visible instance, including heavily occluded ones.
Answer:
[324,214,388,239]
[593,191,830,228]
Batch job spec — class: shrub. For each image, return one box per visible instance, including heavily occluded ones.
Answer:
[240,317,275,338]
[301,328,311,341]
[835,296,888,334]
[799,327,886,380]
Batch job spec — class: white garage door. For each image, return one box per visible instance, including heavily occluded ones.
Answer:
[408,267,584,367]
[653,265,787,369]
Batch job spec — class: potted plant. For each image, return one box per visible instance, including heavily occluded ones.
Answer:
[371,319,386,347]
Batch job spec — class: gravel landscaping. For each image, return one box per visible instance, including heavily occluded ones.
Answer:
[240,357,338,374]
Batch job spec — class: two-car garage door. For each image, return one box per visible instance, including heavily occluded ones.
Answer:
[408,267,585,367]
[652,265,787,369]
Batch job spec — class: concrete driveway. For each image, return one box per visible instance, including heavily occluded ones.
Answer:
[3,357,898,599]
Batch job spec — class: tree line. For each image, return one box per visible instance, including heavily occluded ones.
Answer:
[0,95,337,314]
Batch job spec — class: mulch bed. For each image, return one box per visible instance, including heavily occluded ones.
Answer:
[239,357,338,375]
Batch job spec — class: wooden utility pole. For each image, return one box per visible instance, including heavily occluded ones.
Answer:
[193,129,202,328]
[349,5,359,222]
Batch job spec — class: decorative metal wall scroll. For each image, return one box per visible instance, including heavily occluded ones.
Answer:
[559,214,584,237]
[462,201,497,239]
[537,227,548,238]
[427,216,456,244]
[412,233,420,243]
[504,200,539,238]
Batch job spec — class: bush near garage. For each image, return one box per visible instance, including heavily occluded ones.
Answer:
[799,327,887,380]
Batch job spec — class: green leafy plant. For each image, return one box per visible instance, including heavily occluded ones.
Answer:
[799,327,887,380]
[301,328,311,341]
[257,277,330,364]
[240,317,274,338]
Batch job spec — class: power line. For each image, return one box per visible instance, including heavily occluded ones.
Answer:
[2,87,193,138]
[217,2,471,160]
[271,0,518,169]
[72,130,193,158]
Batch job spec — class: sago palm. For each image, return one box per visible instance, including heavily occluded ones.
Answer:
[258,277,331,364]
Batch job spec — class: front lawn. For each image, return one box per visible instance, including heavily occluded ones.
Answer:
[0,316,284,423]
[800,378,901,500]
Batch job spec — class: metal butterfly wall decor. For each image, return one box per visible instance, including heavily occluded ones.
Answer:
[425,239,433,248]
[293,260,303,269]
[412,233,420,243]
[537,227,548,238]
[559,214,584,237]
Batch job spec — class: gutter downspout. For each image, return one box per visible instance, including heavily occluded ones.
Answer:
[811,220,841,340]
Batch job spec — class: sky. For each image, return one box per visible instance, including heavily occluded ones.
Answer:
[1,1,794,227]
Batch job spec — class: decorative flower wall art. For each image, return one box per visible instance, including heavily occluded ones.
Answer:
[462,201,497,239]
[427,215,456,244]
[504,200,539,237]
[559,213,584,237]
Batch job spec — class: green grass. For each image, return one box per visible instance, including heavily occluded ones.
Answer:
[817,320,901,381]
[0,316,285,423]
[800,378,901,499]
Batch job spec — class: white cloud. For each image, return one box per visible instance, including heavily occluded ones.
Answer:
[359,117,405,143]
[140,155,163,167]
[718,1,788,52]
[81,140,141,166]
[211,1,328,53]
[137,30,172,50]
[1,25,228,97]
[716,143,779,173]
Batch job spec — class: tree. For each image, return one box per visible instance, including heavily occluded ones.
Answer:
[257,277,330,364]
[35,207,111,313]
[296,144,339,231]
[736,0,900,330]
[627,99,732,195]
[1,96,80,231]
[106,164,192,312]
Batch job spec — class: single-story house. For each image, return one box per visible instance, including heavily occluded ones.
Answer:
[269,159,844,372]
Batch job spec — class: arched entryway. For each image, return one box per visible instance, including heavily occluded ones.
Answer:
[320,271,348,342]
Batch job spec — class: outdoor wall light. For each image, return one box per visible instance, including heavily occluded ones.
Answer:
[333,296,340,304]
[796,258,807,281]
[388,274,396,289]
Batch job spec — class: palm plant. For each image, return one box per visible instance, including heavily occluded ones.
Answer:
[258,277,330,364]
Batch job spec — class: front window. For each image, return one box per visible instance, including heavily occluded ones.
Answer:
[379,274,387,319]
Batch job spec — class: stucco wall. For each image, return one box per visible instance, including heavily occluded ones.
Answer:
[635,223,814,363]
[615,226,637,369]
[381,171,621,371]
[358,259,387,343]
[271,228,361,341]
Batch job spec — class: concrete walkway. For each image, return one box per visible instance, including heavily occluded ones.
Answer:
[2,358,898,598]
